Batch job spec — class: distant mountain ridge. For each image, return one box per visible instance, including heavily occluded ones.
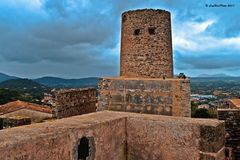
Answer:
[197,73,232,78]
[34,76,100,88]
[0,72,100,88]
[0,73,18,82]
[1,72,239,89]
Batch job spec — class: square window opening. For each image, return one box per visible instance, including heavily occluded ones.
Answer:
[134,29,140,36]
[148,28,156,35]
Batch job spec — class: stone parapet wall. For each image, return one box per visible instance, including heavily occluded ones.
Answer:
[1,109,52,123]
[0,117,31,129]
[54,88,96,118]
[0,111,126,160]
[120,9,173,78]
[127,113,225,160]
[0,111,225,160]
[218,109,240,160]
[98,77,191,117]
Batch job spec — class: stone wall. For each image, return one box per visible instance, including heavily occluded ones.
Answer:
[98,77,191,117]
[218,109,240,160]
[127,113,225,160]
[0,117,31,129]
[0,111,126,160]
[0,111,225,160]
[120,9,173,78]
[0,118,2,130]
[0,109,52,123]
[54,88,96,118]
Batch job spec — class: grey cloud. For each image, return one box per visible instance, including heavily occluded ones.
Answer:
[175,51,240,70]
[0,0,120,65]
[0,29,114,64]
[0,57,119,78]
[31,17,117,47]
[0,0,239,78]
[43,0,68,17]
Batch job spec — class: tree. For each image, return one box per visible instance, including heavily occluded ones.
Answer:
[0,89,21,105]
[192,108,211,118]
[191,102,198,117]
[177,73,187,79]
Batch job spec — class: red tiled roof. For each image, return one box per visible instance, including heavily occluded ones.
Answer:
[229,99,240,108]
[0,100,52,115]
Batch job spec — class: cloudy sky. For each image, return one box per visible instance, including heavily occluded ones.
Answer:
[0,0,239,78]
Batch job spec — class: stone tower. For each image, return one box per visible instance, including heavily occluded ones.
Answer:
[98,9,191,117]
[120,9,173,78]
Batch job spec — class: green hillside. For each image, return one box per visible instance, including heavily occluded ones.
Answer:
[0,79,51,104]
[0,73,18,83]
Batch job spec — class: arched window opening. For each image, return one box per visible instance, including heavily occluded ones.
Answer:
[78,137,89,160]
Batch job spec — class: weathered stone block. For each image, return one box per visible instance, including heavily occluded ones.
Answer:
[200,123,225,153]
[218,109,240,160]
[200,147,225,160]
[98,77,191,117]
[126,112,225,160]
[54,88,96,118]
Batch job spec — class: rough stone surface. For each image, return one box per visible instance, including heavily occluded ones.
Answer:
[120,9,173,78]
[0,111,225,160]
[0,117,31,129]
[0,111,126,160]
[0,109,52,123]
[126,113,225,160]
[218,109,240,160]
[0,118,2,130]
[98,77,191,117]
[199,124,225,153]
[54,88,96,118]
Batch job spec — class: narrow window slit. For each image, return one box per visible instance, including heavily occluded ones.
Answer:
[78,137,89,160]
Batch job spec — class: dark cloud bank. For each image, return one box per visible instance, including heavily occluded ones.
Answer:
[0,0,239,78]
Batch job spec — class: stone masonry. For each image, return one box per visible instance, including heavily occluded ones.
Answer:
[98,9,191,116]
[0,117,31,129]
[120,9,173,78]
[98,77,190,117]
[0,111,225,160]
[218,109,240,160]
[54,88,96,118]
